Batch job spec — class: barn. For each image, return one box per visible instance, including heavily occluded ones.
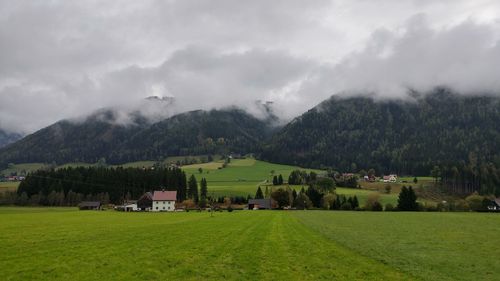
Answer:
[248,199,272,210]
[78,201,101,210]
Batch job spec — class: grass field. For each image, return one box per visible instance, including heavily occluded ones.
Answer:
[182,158,323,197]
[0,181,20,193]
[0,163,46,176]
[1,208,499,281]
[293,211,500,281]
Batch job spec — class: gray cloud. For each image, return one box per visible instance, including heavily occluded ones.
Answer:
[1,1,500,134]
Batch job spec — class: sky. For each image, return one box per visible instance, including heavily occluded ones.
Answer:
[1,0,500,134]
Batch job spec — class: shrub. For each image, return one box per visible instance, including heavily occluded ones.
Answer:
[371,201,383,211]
[384,203,395,211]
[227,206,233,212]
[364,193,380,210]
[465,192,485,211]
[340,202,353,210]
[321,193,336,210]
[454,200,470,211]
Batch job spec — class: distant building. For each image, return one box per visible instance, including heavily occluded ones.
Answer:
[248,199,272,210]
[383,175,397,183]
[78,201,101,210]
[152,190,177,212]
[137,192,153,211]
[487,198,500,211]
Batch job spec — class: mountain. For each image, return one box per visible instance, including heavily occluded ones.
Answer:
[261,89,500,175]
[0,108,274,167]
[0,130,22,148]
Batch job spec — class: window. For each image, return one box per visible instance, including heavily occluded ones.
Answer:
[163,201,165,204]
[155,207,158,210]
[163,207,165,210]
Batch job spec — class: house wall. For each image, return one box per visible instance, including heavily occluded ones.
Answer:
[152,200,175,212]
[125,204,138,211]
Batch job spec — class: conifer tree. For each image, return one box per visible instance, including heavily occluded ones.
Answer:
[200,178,208,200]
[255,186,264,199]
[397,186,418,211]
[188,175,199,203]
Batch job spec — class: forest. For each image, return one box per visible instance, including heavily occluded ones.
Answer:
[14,166,188,205]
[0,109,274,167]
[262,89,500,175]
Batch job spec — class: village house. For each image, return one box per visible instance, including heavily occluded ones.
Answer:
[487,198,500,211]
[137,192,153,211]
[152,190,177,212]
[383,174,398,183]
[248,199,272,210]
[115,200,139,211]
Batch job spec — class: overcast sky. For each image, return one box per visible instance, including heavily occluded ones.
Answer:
[1,0,500,134]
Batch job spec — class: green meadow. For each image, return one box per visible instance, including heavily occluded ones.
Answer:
[0,158,409,205]
[182,158,323,197]
[1,208,499,281]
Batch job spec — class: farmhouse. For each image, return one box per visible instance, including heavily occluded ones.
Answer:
[78,201,101,210]
[383,174,398,183]
[152,190,177,212]
[487,198,500,211]
[137,192,153,211]
[115,201,139,211]
[248,199,272,210]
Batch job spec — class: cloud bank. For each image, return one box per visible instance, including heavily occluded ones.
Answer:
[1,1,500,133]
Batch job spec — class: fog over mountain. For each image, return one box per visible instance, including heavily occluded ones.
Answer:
[1,1,500,134]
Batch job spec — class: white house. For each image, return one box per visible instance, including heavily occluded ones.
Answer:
[383,175,398,183]
[124,203,138,211]
[152,190,177,212]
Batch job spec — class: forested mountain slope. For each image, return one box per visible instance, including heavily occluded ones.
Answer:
[0,109,274,167]
[261,90,500,175]
[0,130,22,148]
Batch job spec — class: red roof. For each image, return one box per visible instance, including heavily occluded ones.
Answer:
[153,191,177,201]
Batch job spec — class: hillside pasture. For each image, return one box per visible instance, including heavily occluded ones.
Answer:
[182,158,323,197]
[0,181,19,193]
[0,163,45,176]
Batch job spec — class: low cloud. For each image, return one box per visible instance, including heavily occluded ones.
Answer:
[1,1,500,134]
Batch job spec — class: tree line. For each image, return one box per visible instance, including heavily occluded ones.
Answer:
[15,166,188,205]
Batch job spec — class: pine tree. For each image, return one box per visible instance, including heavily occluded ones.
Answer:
[255,186,264,199]
[273,175,278,186]
[351,195,359,209]
[397,186,419,211]
[278,174,284,185]
[200,178,208,201]
[188,175,199,203]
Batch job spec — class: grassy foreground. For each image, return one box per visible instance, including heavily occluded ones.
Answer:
[2,208,499,280]
[0,208,407,281]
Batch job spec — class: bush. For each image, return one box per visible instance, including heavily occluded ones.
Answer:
[384,203,395,211]
[436,201,448,211]
[364,193,381,210]
[321,193,336,210]
[465,192,485,211]
[371,201,383,211]
[227,206,233,212]
[454,200,470,211]
[340,202,352,210]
